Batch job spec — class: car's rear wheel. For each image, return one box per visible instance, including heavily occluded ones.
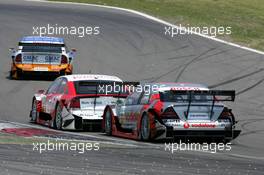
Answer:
[9,71,13,79]
[31,99,39,123]
[140,114,151,141]
[54,104,63,130]
[15,69,23,80]
[105,108,112,136]
[59,70,66,76]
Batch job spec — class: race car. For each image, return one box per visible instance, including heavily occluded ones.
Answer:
[102,83,240,142]
[9,36,76,79]
[29,74,129,130]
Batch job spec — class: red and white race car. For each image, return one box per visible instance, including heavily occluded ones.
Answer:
[30,74,128,130]
[102,83,240,142]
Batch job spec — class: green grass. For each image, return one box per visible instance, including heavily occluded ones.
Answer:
[50,0,264,51]
[0,132,47,145]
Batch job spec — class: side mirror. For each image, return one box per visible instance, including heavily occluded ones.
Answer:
[37,89,45,94]
[71,48,77,52]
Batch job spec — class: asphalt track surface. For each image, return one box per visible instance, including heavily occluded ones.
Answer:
[0,0,264,174]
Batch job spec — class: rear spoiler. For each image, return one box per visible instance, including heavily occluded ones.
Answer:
[161,90,235,119]
[169,90,235,101]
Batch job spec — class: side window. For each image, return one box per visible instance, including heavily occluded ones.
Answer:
[131,92,142,105]
[46,78,62,94]
[56,78,68,94]
[140,92,151,104]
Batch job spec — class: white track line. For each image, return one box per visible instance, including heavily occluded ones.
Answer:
[25,0,264,55]
[0,119,158,148]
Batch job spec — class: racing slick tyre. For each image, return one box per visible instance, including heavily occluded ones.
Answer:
[15,69,23,80]
[140,114,151,141]
[105,108,112,136]
[54,104,63,130]
[30,98,39,123]
[59,70,66,76]
[9,71,13,80]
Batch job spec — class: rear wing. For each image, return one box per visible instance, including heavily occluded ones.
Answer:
[168,90,235,101]
[160,90,235,119]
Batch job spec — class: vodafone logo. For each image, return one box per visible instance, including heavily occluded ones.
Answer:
[183,123,190,129]
[183,123,216,128]
[191,123,216,128]
[171,87,201,91]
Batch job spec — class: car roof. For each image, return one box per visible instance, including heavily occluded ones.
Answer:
[143,82,209,91]
[62,74,123,82]
[19,36,64,44]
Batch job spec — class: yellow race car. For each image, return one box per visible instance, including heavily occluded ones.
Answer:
[9,36,76,79]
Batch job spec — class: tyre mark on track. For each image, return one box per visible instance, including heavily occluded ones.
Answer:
[235,77,264,96]
[166,54,196,60]
[139,45,189,57]
[144,48,218,82]
[175,48,216,82]
[139,56,193,82]
[240,118,264,131]
[240,129,264,137]
[208,68,264,88]
[142,48,245,83]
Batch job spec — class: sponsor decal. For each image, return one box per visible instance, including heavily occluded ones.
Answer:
[34,67,49,71]
[183,122,190,129]
[170,87,201,91]
[191,123,216,128]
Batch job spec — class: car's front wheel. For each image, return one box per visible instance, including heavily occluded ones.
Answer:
[105,108,112,136]
[31,99,39,123]
[54,104,63,130]
[140,114,151,141]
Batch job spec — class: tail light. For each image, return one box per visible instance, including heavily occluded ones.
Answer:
[36,101,42,112]
[161,107,180,119]
[15,54,22,63]
[61,55,68,64]
[219,107,233,122]
[69,97,80,109]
